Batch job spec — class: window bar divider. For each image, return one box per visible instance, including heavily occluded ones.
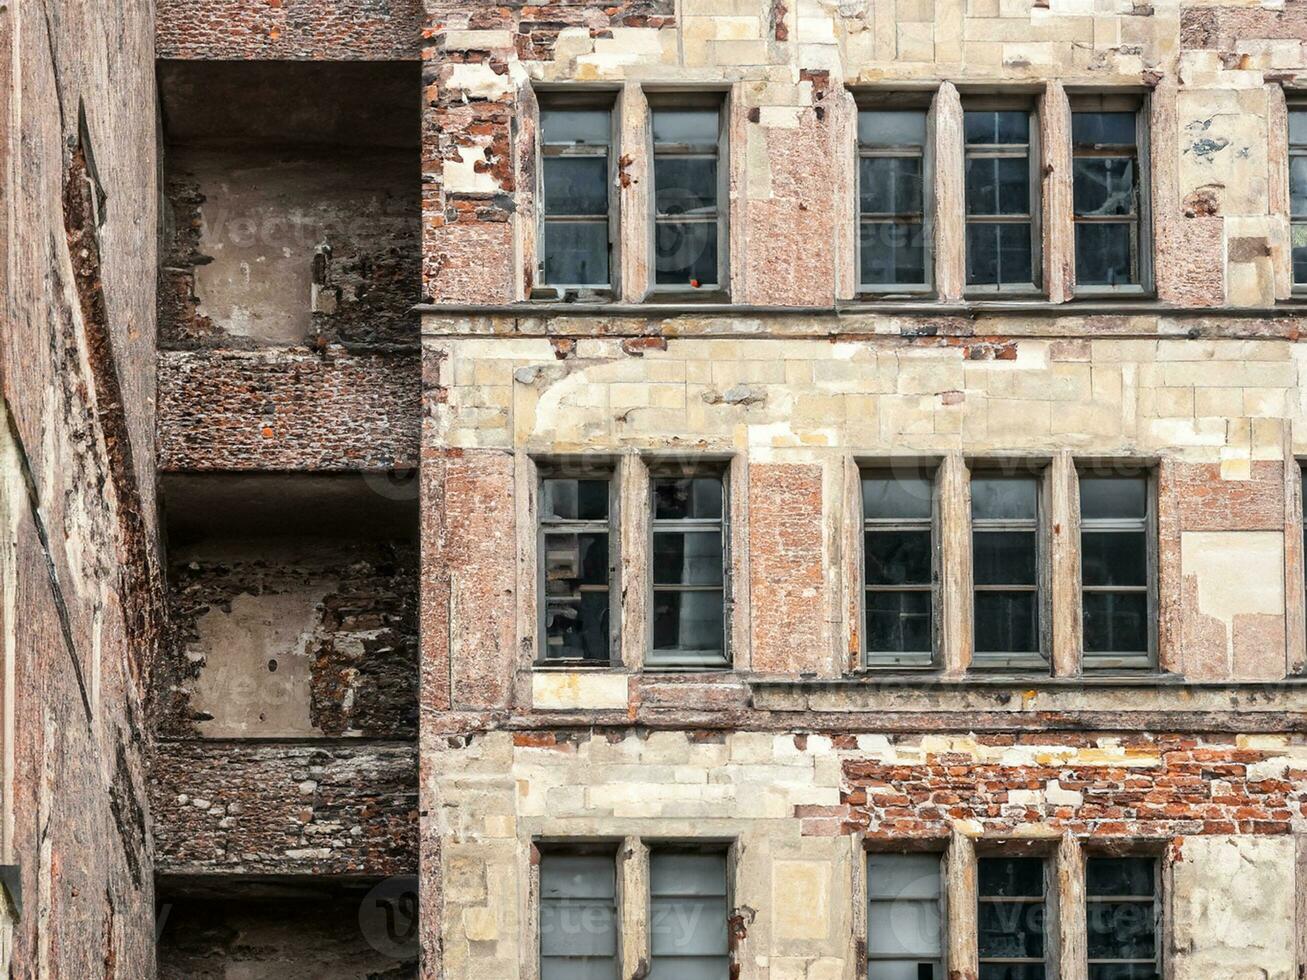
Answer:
[1050,450,1082,677]
[618,836,649,979]
[1041,80,1074,303]
[939,451,973,675]
[934,83,966,303]
[620,453,651,671]
[944,829,979,979]
[1285,430,1307,677]
[1056,833,1088,980]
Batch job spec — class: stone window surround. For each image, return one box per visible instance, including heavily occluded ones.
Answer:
[848,454,1160,677]
[522,453,747,673]
[855,833,1168,980]
[525,837,738,980]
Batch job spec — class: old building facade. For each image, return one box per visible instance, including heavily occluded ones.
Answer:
[6,0,1307,976]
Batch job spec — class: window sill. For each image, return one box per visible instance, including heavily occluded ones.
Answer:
[643,288,731,304]
[529,286,616,304]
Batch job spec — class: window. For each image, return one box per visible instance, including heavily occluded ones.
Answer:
[1080,472,1153,669]
[978,857,1048,980]
[539,473,614,662]
[650,96,727,293]
[539,850,620,980]
[971,473,1043,668]
[863,469,936,667]
[539,98,615,291]
[1086,857,1160,980]
[867,853,943,980]
[964,105,1039,291]
[650,472,728,666]
[1072,99,1148,289]
[858,105,931,291]
[1291,107,1307,287]
[649,849,729,979]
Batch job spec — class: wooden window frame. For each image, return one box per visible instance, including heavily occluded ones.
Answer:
[534,89,620,299]
[535,461,621,667]
[860,464,941,669]
[1077,465,1158,672]
[1290,100,1307,292]
[962,97,1043,296]
[1070,93,1153,297]
[854,91,936,297]
[645,461,732,669]
[646,91,731,302]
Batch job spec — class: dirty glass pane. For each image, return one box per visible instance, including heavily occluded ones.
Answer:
[965,110,1028,145]
[543,532,609,661]
[1087,903,1156,959]
[973,532,1037,585]
[869,902,942,957]
[655,157,719,215]
[1072,111,1136,146]
[863,475,933,520]
[861,157,925,215]
[979,858,1045,980]
[867,592,932,654]
[1294,223,1307,284]
[1087,858,1154,896]
[1075,223,1132,286]
[966,156,1030,215]
[1087,858,1158,979]
[868,855,943,980]
[1290,110,1307,146]
[869,964,941,980]
[972,477,1038,521]
[978,967,1046,980]
[543,220,609,286]
[1083,592,1147,654]
[1080,476,1147,521]
[978,902,1046,958]
[866,531,932,585]
[1088,967,1159,980]
[649,851,728,980]
[974,592,1038,653]
[542,478,609,521]
[1074,157,1135,216]
[861,221,926,285]
[1291,156,1307,215]
[544,156,610,215]
[966,222,1033,286]
[980,858,1044,896]
[654,477,724,520]
[653,531,724,586]
[541,108,611,145]
[655,220,718,285]
[859,109,928,148]
[653,108,719,145]
[540,854,620,980]
[869,854,942,899]
[652,590,724,653]
[1081,532,1146,587]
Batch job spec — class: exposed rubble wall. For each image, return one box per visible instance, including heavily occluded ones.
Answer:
[0,0,163,976]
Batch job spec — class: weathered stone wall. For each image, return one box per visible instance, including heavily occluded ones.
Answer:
[0,0,163,976]
[151,741,418,877]
[157,349,420,472]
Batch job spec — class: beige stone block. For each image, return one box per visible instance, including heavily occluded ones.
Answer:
[1152,386,1195,418]
[1194,387,1244,418]
[463,906,498,942]
[897,22,935,61]
[532,672,629,711]
[772,860,832,939]
[710,39,770,65]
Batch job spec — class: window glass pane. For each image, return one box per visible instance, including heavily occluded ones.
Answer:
[655,221,718,285]
[1081,531,1146,587]
[978,902,1045,958]
[1293,223,1307,283]
[544,156,610,215]
[544,533,609,661]
[979,966,1045,980]
[867,592,933,654]
[869,964,942,980]
[1291,111,1307,145]
[979,857,1043,896]
[542,108,611,144]
[651,852,727,895]
[859,109,928,147]
[650,852,727,976]
[1080,476,1147,520]
[540,853,620,980]
[861,221,926,286]
[864,476,933,520]
[861,157,925,215]
[1087,902,1156,959]
[648,960,729,980]
[966,156,1030,215]
[1073,157,1135,217]
[1088,967,1159,980]
[655,157,719,215]
[543,220,609,286]
[651,897,729,955]
[545,591,610,661]
[654,477,724,520]
[869,902,942,956]
[653,531,723,586]
[542,478,610,521]
[1073,111,1136,146]
[1075,223,1133,286]
[1291,156,1307,214]
[1087,858,1154,896]
[1083,591,1148,654]
[653,108,719,144]
[966,222,1032,286]
[544,532,609,589]
[974,592,1039,653]
[653,591,724,652]
[866,530,932,585]
[965,110,1028,145]
[971,476,1038,520]
[869,854,942,899]
[973,531,1037,585]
